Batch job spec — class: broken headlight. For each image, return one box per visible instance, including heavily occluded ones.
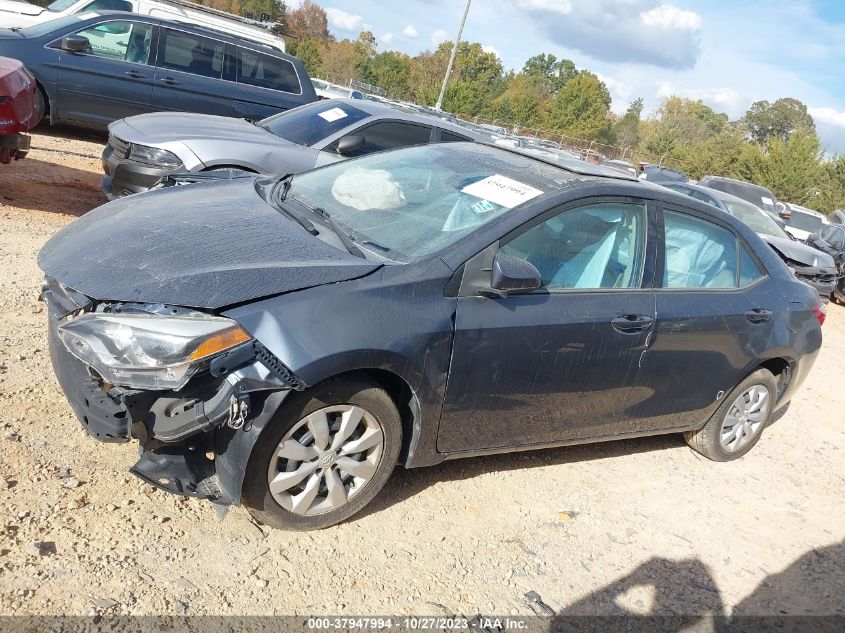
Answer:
[58,313,251,391]
[128,143,182,168]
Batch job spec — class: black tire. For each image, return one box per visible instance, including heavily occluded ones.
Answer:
[242,377,402,530]
[684,368,777,462]
[33,87,47,126]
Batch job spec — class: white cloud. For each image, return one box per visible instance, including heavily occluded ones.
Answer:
[809,107,845,128]
[402,24,418,39]
[431,29,450,48]
[640,4,701,30]
[380,32,395,45]
[595,73,635,113]
[482,45,500,60]
[518,0,702,69]
[517,0,572,15]
[325,7,364,32]
[655,83,745,116]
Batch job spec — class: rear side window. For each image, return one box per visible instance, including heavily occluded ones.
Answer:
[739,245,765,286]
[440,130,470,142]
[238,48,300,93]
[159,29,225,79]
[663,211,738,289]
[340,121,432,157]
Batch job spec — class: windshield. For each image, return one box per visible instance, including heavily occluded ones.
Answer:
[287,144,548,260]
[20,13,88,36]
[722,199,789,238]
[48,0,80,11]
[258,101,370,147]
[787,210,825,233]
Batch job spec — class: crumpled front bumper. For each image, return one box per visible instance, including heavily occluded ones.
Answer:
[791,264,837,300]
[42,279,303,505]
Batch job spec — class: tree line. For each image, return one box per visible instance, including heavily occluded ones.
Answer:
[30,0,844,213]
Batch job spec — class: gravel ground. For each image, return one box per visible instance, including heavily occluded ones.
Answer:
[0,130,843,619]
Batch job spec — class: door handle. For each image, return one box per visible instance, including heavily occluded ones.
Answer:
[745,308,773,323]
[611,314,655,334]
[159,77,180,86]
[125,70,146,79]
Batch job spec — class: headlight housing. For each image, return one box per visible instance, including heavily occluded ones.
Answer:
[128,143,183,168]
[58,313,252,391]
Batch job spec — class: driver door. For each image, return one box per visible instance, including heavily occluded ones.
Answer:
[56,19,157,125]
[437,199,657,453]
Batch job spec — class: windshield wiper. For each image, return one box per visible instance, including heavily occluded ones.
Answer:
[268,177,318,236]
[313,207,365,258]
[291,197,364,258]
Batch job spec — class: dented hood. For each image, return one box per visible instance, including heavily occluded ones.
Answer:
[760,235,835,269]
[37,179,380,309]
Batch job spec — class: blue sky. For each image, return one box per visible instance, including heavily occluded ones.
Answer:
[291,0,845,153]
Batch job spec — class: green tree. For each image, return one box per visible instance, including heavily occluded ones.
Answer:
[491,73,549,127]
[319,39,364,85]
[294,37,323,77]
[361,51,412,99]
[743,97,816,146]
[522,53,576,94]
[287,0,330,42]
[612,97,644,149]
[546,71,611,139]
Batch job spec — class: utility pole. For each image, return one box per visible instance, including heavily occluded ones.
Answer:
[435,0,472,111]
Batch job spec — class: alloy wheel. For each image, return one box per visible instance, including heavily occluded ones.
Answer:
[267,405,385,516]
[719,384,769,453]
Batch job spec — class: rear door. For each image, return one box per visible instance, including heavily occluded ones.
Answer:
[627,204,774,431]
[151,27,235,117]
[234,46,308,120]
[55,18,157,125]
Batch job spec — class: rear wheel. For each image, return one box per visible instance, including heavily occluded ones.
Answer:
[684,368,777,461]
[242,377,402,530]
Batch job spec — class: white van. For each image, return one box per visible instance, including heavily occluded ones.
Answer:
[0,0,285,51]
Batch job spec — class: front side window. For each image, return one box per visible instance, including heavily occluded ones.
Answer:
[237,49,300,93]
[84,0,131,10]
[72,21,153,64]
[287,144,549,260]
[830,228,845,250]
[159,29,224,79]
[722,199,790,239]
[259,101,370,147]
[336,121,432,157]
[663,211,739,289]
[500,203,646,290]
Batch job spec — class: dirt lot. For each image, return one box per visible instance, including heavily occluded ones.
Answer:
[0,130,843,619]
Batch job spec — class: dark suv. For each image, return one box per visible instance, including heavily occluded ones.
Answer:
[0,11,316,129]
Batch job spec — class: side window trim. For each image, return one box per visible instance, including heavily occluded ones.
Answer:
[495,196,651,294]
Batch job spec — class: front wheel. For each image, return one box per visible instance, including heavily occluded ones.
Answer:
[242,377,402,530]
[684,368,777,461]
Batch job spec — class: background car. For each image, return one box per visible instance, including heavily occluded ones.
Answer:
[39,142,824,530]
[783,204,829,241]
[0,0,287,51]
[639,164,688,183]
[0,11,315,129]
[0,56,39,163]
[698,175,780,219]
[663,181,838,300]
[311,78,364,100]
[806,224,845,303]
[101,97,480,198]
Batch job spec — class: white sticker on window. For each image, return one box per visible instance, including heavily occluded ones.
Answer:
[760,196,774,206]
[461,174,543,209]
[318,107,348,122]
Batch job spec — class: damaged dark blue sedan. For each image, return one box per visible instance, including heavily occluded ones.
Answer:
[38,143,825,530]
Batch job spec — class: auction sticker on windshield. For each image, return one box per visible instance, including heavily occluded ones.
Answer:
[461,175,543,208]
[318,107,349,123]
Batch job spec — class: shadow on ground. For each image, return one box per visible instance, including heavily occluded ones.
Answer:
[547,540,844,631]
[359,433,686,520]
[0,157,104,216]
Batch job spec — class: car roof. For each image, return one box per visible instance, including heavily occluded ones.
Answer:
[699,174,773,193]
[676,181,764,209]
[69,11,290,55]
[324,98,486,138]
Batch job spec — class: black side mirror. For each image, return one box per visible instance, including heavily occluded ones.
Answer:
[60,35,90,53]
[336,134,365,155]
[481,252,541,298]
